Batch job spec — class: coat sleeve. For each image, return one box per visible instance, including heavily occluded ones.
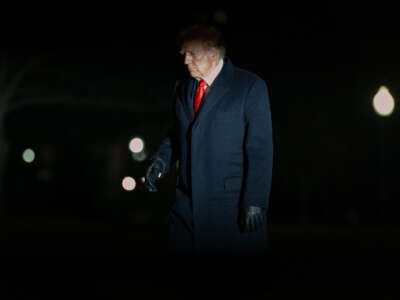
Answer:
[153,80,181,174]
[242,77,274,210]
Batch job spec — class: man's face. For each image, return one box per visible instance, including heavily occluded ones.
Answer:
[180,40,216,80]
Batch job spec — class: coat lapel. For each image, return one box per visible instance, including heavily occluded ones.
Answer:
[178,79,195,121]
[195,58,234,122]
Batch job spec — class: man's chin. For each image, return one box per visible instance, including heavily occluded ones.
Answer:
[188,71,200,79]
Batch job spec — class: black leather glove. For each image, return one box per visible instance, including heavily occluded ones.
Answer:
[145,157,166,192]
[240,205,266,232]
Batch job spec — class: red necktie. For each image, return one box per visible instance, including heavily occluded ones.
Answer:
[193,80,207,114]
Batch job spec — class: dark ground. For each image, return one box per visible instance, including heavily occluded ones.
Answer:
[1,212,399,299]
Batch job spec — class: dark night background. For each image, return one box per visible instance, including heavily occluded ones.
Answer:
[1,3,400,299]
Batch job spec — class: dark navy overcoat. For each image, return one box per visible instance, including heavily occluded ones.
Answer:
[155,58,273,255]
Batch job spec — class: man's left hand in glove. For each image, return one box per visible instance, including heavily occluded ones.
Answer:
[240,205,266,232]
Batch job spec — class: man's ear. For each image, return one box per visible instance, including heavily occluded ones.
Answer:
[210,48,220,60]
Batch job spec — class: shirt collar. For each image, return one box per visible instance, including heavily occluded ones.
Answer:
[203,58,224,87]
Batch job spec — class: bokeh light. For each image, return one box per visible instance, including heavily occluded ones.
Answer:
[22,148,35,163]
[122,176,136,191]
[128,137,144,153]
[373,85,395,117]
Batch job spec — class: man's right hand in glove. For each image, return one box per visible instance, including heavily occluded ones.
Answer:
[144,157,166,192]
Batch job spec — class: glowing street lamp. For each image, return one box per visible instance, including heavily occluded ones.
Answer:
[372,85,395,117]
[372,85,396,222]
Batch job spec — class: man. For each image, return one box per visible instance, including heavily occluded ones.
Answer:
[145,24,273,256]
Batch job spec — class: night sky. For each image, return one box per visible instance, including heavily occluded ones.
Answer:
[4,5,399,219]
[2,6,400,217]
